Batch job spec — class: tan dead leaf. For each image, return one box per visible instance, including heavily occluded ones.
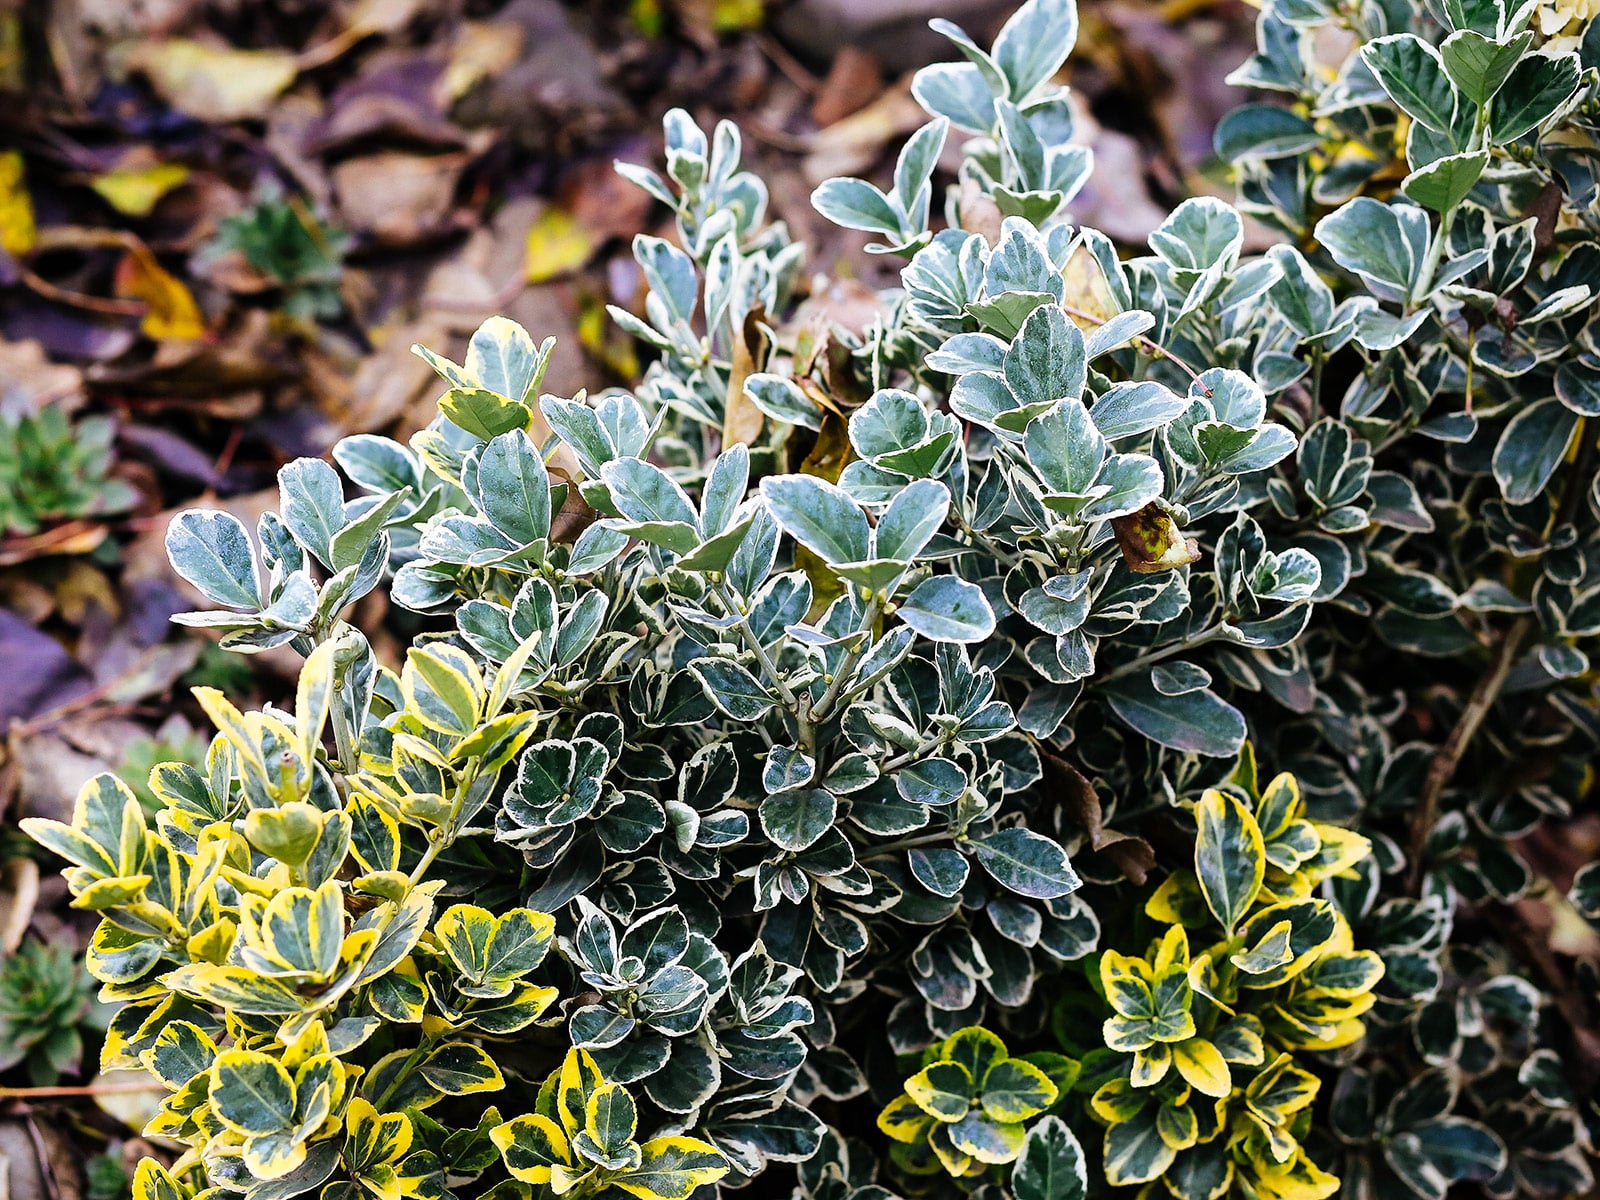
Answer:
[0,338,83,409]
[346,315,452,434]
[0,856,38,955]
[804,84,927,185]
[0,149,36,255]
[88,152,190,217]
[957,176,1003,245]
[345,0,429,36]
[115,243,206,340]
[1060,241,1117,334]
[90,1069,169,1135]
[565,157,655,242]
[524,205,599,283]
[439,20,525,104]
[723,306,771,450]
[792,277,890,340]
[812,45,883,127]
[121,38,299,123]
[54,558,121,624]
[0,520,109,566]
[791,407,856,617]
[1541,889,1600,958]
[1111,503,1201,574]
[333,152,464,244]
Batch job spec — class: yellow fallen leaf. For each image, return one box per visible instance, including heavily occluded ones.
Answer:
[713,0,764,31]
[524,206,597,283]
[89,160,190,217]
[0,149,36,256]
[116,244,206,340]
[124,39,299,123]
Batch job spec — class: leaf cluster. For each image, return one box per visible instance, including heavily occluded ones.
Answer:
[0,403,139,538]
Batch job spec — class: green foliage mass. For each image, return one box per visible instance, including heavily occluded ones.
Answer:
[0,403,139,538]
[207,187,350,321]
[0,938,102,1084]
[24,0,1600,1196]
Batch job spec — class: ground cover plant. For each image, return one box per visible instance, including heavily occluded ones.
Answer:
[20,0,1600,1198]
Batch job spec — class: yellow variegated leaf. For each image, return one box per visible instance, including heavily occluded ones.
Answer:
[451,710,539,770]
[193,687,270,789]
[241,1127,310,1180]
[1187,951,1235,1015]
[487,630,544,719]
[1172,1037,1231,1098]
[1255,772,1302,838]
[1301,824,1372,884]
[141,1020,218,1089]
[616,1136,729,1200]
[492,1113,572,1184]
[1100,949,1154,1015]
[1232,919,1295,976]
[243,803,323,868]
[434,904,496,980]
[1234,901,1339,990]
[420,1041,503,1095]
[401,645,486,737]
[877,1094,932,1143]
[1246,1150,1341,1200]
[244,880,344,979]
[1154,923,1190,974]
[165,962,307,1015]
[904,1060,974,1121]
[281,1020,331,1069]
[1245,1053,1320,1128]
[1145,868,1211,929]
[927,1122,977,1178]
[211,1048,297,1136]
[1194,789,1265,934]
[1102,1106,1176,1186]
[1212,1014,1267,1066]
[1156,1101,1199,1150]
[297,638,338,768]
[130,1159,185,1200]
[556,1046,606,1139]
[73,874,153,910]
[345,1096,414,1172]
[1131,1042,1171,1088]
[1301,948,1384,997]
[1091,1078,1145,1123]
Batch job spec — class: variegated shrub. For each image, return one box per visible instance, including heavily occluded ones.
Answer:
[1079,757,1384,1199]
[24,0,1600,1196]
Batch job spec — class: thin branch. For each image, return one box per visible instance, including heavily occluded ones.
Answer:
[0,1081,164,1099]
[1406,615,1530,894]
[1094,624,1227,687]
[1059,303,1209,391]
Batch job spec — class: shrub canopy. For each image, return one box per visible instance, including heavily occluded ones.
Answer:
[25,0,1600,1198]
